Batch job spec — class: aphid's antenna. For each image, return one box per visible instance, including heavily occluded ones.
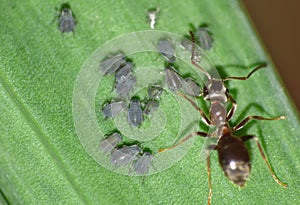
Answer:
[189,31,211,79]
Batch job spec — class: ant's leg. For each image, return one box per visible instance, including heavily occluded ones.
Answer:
[241,135,288,188]
[233,115,286,131]
[158,131,210,153]
[226,95,237,121]
[189,31,211,79]
[178,92,211,126]
[223,63,266,81]
[206,144,217,205]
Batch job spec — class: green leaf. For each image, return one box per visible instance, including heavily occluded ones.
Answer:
[1,0,299,205]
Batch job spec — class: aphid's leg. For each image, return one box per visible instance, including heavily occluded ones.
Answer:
[206,144,217,205]
[189,31,211,79]
[158,131,210,153]
[241,135,288,188]
[223,63,266,81]
[178,92,211,126]
[233,115,286,131]
[226,95,237,121]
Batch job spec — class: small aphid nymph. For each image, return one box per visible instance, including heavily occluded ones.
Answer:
[115,62,133,82]
[183,77,200,97]
[100,53,126,75]
[111,145,142,167]
[148,86,163,100]
[180,38,202,62]
[165,66,184,92]
[102,101,126,119]
[134,152,153,175]
[115,74,136,97]
[196,26,213,50]
[144,100,159,115]
[99,133,122,154]
[147,8,159,29]
[157,39,176,63]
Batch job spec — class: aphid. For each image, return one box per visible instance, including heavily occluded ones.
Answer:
[115,74,136,97]
[147,85,163,100]
[128,99,143,127]
[165,66,184,92]
[157,39,176,63]
[183,77,200,97]
[102,101,126,118]
[144,100,159,115]
[115,62,133,82]
[111,145,142,167]
[100,53,127,75]
[147,8,159,29]
[180,38,202,62]
[99,133,122,154]
[195,26,213,50]
[59,8,76,33]
[134,152,153,175]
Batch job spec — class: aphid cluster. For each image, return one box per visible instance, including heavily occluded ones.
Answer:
[98,52,164,176]
[100,52,136,123]
[99,133,153,176]
[127,86,164,126]
[157,39,201,96]
[100,52,136,98]
[144,85,163,115]
[100,50,164,127]
[159,31,287,204]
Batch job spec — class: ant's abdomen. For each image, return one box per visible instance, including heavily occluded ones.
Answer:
[217,135,251,186]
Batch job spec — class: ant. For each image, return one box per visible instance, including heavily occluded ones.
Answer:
[159,31,288,205]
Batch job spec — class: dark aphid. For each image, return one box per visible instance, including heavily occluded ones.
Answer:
[195,27,213,50]
[115,62,133,82]
[134,152,153,175]
[59,8,76,33]
[111,145,142,167]
[148,85,163,100]
[99,133,122,154]
[128,99,143,127]
[183,77,200,97]
[147,8,159,29]
[102,101,126,118]
[157,39,176,63]
[100,53,127,75]
[165,66,184,92]
[180,38,202,62]
[144,100,159,115]
[115,74,136,97]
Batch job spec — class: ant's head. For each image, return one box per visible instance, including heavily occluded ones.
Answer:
[203,78,228,102]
